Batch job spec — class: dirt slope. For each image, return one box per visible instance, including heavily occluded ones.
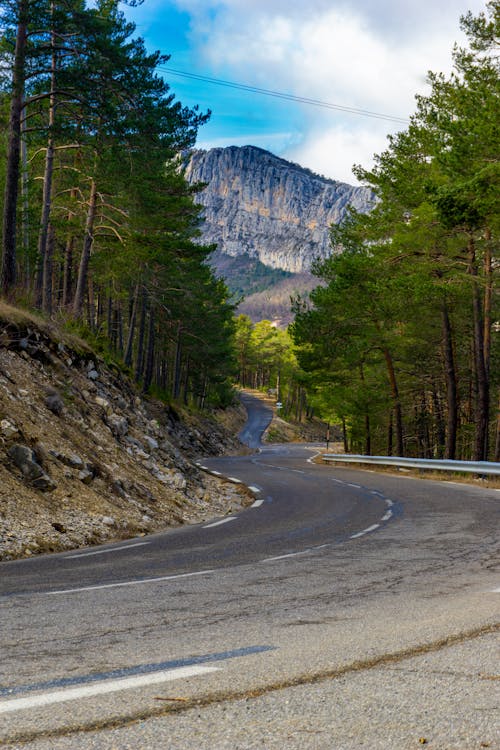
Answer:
[0,303,249,561]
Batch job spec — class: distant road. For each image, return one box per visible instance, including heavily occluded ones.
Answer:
[1,394,498,748]
[237,391,274,448]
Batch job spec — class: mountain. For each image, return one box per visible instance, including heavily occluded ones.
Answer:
[184,146,374,323]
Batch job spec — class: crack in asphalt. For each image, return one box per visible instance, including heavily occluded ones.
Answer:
[2,621,498,748]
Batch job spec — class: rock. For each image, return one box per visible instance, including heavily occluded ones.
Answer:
[1,419,19,439]
[78,468,94,484]
[111,479,127,498]
[87,369,99,381]
[31,474,57,492]
[101,516,115,526]
[45,389,64,415]
[95,396,112,413]
[8,444,44,480]
[106,414,128,437]
[133,482,154,501]
[144,435,159,452]
[50,450,84,469]
[33,441,50,465]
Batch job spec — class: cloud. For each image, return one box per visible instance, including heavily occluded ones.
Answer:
[171,0,488,181]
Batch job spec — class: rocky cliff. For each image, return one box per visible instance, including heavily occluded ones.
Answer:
[185,145,374,275]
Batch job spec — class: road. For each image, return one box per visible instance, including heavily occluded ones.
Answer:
[1,394,499,748]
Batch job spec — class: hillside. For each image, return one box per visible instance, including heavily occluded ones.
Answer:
[0,304,250,561]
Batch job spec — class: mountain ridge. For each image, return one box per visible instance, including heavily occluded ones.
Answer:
[185,145,374,276]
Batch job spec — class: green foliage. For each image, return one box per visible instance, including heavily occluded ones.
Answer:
[292,3,499,459]
[0,0,235,410]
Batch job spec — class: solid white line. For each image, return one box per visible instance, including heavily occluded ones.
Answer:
[492,587,500,592]
[381,511,393,522]
[251,498,264,508]
[0,665,219,715]
[47,570,215,596]
[66,542,150,559]
[203,517,237,528]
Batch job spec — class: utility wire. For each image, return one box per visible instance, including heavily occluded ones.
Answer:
[159,66,410,125]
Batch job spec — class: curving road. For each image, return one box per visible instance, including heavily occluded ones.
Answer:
[1,393,499,748]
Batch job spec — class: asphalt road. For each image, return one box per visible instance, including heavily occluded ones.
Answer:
[1,394,499,749]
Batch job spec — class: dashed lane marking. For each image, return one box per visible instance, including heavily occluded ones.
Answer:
[203,517,237,529]
[251,498,265,508]
[66,542,150,559]
[46,570,214,596]
[261,550,311,563]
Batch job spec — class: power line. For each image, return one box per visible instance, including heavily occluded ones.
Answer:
[159,66,410,125]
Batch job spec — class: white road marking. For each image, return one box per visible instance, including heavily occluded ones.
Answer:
[248,486,260,493]
[251,498,264,507]
[0,665,219,715]
[350,524,380,539]
[66,542,149,559]
[210,471,222,476]
[227,477,242,483]
[492,587,500,592]
[203,517,237,528]
[47,570,214,596]
[261,550,310,563]
[381,511,393,522]
[347,483,361,488]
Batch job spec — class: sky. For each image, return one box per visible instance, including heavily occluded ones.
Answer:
[125,0,489,184]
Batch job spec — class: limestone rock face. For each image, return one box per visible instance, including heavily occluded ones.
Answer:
[185,145,374,274]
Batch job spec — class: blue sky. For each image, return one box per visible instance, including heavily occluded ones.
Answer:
[124,0,489,184]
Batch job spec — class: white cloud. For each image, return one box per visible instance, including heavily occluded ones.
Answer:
[285,123,392,184]
[172,0,489,181]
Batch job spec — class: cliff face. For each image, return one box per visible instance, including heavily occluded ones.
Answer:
[185,145,374,274]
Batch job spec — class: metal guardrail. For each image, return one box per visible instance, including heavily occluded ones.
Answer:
[322,454,500,476]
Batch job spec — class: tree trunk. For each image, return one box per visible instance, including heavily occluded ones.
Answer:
[143,307,155,392]
[441,302,458,459]
[383,347,404,456]
[1,0,28,294]
[73,178,97,318]
[42,224,54,315]
[173,322,182,399]
[124,284,139,367]
[36,7,56,309]
[134,288,147,383]
[62,234,74,308]
[20,104,30,286]
[468,236,489,460]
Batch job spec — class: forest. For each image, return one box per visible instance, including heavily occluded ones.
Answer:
[0,0,236,408]
[0,2,498,459]
[291,3,499,461]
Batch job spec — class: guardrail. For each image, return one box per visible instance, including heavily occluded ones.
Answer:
[321,454,500,476]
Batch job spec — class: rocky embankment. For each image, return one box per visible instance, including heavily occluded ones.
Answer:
[0,304,250,561]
